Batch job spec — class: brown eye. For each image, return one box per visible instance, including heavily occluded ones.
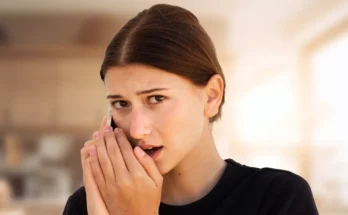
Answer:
[149,95,165,104]
[113,101,129,109]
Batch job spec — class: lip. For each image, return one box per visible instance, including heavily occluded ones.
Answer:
[138,144,163,150]
[145,146,163,161]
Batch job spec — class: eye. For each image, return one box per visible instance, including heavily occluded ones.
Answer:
[112,100,129,109]
[149,95,165,104]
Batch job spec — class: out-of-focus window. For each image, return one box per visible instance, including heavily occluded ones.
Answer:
[229,24,348,213]
[234,71,300,146]
[309,28,348,210]
[232,70,301,174]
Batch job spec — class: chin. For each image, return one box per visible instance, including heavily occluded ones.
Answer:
[155,162,171,176]
[154,159,176,176]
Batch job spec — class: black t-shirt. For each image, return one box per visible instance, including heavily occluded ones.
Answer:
[63,159,319,215]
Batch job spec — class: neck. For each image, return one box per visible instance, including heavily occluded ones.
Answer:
[160,128,226,206]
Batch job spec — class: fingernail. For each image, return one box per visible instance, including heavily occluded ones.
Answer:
[136,146,146,157]
[104,125,111,133]
[94,131,101,140]
[90,146,97,156]
[114,127,119,134]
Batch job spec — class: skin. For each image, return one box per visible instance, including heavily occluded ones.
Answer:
[81,63,226,214]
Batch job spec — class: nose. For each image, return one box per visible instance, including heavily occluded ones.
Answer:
[129,110,152,140]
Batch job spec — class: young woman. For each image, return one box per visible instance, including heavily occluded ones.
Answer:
[63,4,319,215]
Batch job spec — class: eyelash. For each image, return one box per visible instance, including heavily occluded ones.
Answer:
[111,95,166,109]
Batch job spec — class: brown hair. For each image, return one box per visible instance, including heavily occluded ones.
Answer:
[100,4,225,122]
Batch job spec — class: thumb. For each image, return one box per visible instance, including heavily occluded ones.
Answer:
[134,146,163,187]
[81,146,99,194]
[81,146,109,215]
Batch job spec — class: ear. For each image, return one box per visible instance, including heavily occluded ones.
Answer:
[204,74,224,119]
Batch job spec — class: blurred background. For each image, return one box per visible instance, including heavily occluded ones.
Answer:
[0,0,347,214]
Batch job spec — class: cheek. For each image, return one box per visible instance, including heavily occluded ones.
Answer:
[159,99,205,145]
[158,100,183,130]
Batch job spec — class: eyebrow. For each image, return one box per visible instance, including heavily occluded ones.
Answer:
[106,88,169,99]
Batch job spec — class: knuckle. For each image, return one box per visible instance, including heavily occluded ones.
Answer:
[80,148,85,156]
[81,146,91,157]
[95,139,104,147]
[107,147,117,158]
[84,157,91,165]
[132,172,145,181]
[84,140,94,147]
[81,145,94,157]
[104,132,115,142]
[87,153,97,162]
[117,132,127,143]
[98,156,109,165]
[90,157,99,166]
[106,142,118,154]
[92,131,99,139]
[117,178,132,189]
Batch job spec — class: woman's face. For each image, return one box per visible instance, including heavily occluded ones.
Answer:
[104,64,218,175]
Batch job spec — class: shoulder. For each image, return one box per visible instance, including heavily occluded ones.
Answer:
[255,167,313,197]
[224,159,306,188]
[223,159,318,214]
[254,167,319,214]
[250,166,310,189]
[227,159,314,194]
[63,186,87,215]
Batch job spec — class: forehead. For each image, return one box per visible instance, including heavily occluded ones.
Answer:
[104,64,194,91]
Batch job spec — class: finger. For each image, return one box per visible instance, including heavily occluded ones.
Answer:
[82,157,97,191]
[81,144,91,175]
[81,146,107,215]
[85,134,97,159]
[115,128,143,173]
[89,145,107,192]
[83,157,97,190]
[134,146,163,187]
[82,140,94,158]
[85,141,94,147]
[92,131,100,142]
[103,125,128,177]
[99,116,107,133]
[90,116,106,140]
[94,128,115,185]
[80,144,98,188]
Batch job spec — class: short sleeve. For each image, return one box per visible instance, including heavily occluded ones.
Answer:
[258,172,319,215]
